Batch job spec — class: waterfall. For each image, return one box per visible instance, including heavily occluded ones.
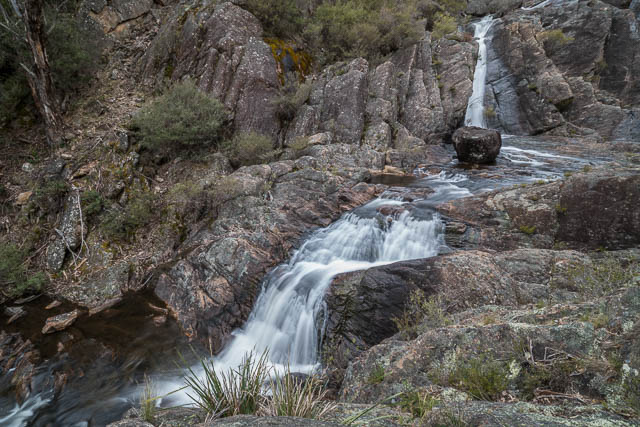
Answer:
[464,15,496,128]
[213,209,442,374]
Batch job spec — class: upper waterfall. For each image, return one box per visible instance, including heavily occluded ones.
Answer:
[464,15,496,128]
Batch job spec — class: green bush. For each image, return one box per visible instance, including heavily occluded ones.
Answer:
[242,0,305,39]
[0,1,99,125]
[81,190,104,218]
[0,242,46,298]
[274,75,312,123]
[447,357,509,401]
[432,13,457,40]
[30,178,69,217]
[397,388,439,419]
[222,132,276,168]
[100,191,155,242]
[302,1,423,65]
[367,363,386,385]
[392,290,449,339]
[130,80,228,152]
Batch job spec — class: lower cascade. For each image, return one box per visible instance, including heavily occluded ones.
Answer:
[161,196,446,404]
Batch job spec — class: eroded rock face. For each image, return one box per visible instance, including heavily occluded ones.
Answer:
[486,0,640,140]
[0,331,40,403]
[42,309,80,334]
[452,126,502,163]
[438,170,640,251]
[154,159,384,350]
[46,193,84,272]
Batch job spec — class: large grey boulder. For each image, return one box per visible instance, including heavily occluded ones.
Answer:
[452,126,502,163]
[46,192,84,271]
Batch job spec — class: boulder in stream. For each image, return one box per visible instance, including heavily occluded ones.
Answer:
[452,126,502,164]
[42,309,80,334]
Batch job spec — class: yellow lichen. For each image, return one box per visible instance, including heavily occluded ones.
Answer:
[265,38,312,84]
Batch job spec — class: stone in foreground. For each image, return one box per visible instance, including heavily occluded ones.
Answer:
[452,126,502,164]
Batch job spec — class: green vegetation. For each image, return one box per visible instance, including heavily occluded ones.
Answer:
[243,0,306,39]
[518,225,536,235]
[393,290,449,339]
[540,29,574,48]
[447,357,509,401]
[183,350,334,419]
[100,191,155,242]
[0,0,99,126]
[555,204,567,214]
[29,178,69,217]
[273,75,312,123]
[130,80,228,152]
[81,190,104,218]
[367,363,386,384]
[484,106,496,118]
[222,132,277,168]
[432,13,457,40]
[622,373,640,417]
[397,387,439,419]
[0,242,46,298]
[261,364,335,418]
[567,254,639,297]
[139,374,158,423]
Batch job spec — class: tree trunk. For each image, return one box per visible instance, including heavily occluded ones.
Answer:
[22,0,62,146]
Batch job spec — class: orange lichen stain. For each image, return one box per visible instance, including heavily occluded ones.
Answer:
[265,38,312,84]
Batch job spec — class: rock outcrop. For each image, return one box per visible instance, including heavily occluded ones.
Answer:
[452,126,502,163]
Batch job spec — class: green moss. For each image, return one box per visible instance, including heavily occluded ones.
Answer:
[0,242,46,297]
[518,225,536,235]
[555,204,567,214]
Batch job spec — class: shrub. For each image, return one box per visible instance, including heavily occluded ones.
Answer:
[393,290,449,339]
[432,13,457,40]
[183,350,271,417]
[274,75,312,123]
[0,242,46,298]
[139,374,157,423]
[222,132,276,168]
[302,1,423,65]
[540,29,574,48]
[242,0,305,39]
[30,178,69,217]
[567,254,639,297]
[100,191,155,242]
[397,387,439,419]
[518,224,536,235]
[81,190,104,218]
[260,364,335,418]
[130,80,227,152]
[447,357,509,401]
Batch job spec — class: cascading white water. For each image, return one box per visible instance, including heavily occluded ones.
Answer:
[157,197,444,405]
[464,15,496,128]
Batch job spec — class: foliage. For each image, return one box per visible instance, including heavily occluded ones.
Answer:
[81,190,104,218]
[0,242,46,298]
[302,0,423,65]
[273,75,312,123]
[260,364,336,418]
[139,374,158,423]
[518,224,536,235]
[622,373,640,417]
[447,357,509,401]
[130,80,228,152]
[222,132,276,168]
[397,387,439,419]
[367,363,385,385]
[567,254,639,297]
[100,191,155,242]
[432,13,457,40]
[0,0,99,125]
[183,350,271,417]
[243,0,305,39]
[540,29,574,48]
[30,178,69,216]
[392,290,449,339]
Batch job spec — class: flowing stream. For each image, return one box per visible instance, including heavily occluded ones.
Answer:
[0,1,605,422]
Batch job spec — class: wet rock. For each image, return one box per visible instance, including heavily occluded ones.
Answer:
[452,126,502,164]
[45,300,62,310]
[59,261,131,309]
[42,309,80,334]
[0,331,40,402]
[4,306,26,324]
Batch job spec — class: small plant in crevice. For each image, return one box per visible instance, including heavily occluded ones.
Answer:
[392,290,450,340]
[0,242,47,298]
[446,356,509,401]
[139,374,158,423]
[367,363,385,385]
[221,132,278,168]
[518,224,536,235]
[566,254,639,298]
[396,385,439,419]
[100,190,155,243]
